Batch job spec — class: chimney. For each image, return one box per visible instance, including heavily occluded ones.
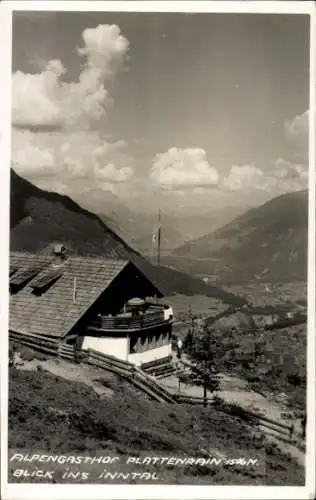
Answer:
[53,244,67,260]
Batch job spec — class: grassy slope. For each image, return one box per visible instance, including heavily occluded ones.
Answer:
[10,169,142,259]
[8,365,304,485]
[168,190,308,283]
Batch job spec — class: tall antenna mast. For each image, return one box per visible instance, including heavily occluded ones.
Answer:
[157,208,161,267]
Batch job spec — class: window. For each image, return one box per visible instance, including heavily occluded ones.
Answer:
[9,264,19,276]
[10,262,47,293]
[129,335,139,354]
[31,267,63,294]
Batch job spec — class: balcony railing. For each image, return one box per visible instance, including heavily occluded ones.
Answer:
[89,309,170,332]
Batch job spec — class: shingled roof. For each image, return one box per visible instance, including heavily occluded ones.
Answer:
[9,252,133,339]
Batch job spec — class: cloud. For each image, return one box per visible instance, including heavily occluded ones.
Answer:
[273,158,308,180]
[149,147,307,211]
[222,159,308,195]
[285,109,309,145]
[11,24,132,193]
[12,25,129,131]
[150,147,219,189]
[12,128,133,191]
[222,165,263,192]
[12,60,66,129]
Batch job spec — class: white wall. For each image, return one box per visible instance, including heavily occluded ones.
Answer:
[128,344,172,367]
[163,307,173,321]
[82,336,129,361]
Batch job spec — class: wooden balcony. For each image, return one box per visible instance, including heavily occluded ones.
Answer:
[87,308,173,334]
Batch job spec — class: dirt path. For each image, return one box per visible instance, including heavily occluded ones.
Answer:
[18,355,305,468]
[18,357,116,398]
[159,371,305,468]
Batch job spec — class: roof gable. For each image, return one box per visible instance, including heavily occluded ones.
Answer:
[9,252,128,338]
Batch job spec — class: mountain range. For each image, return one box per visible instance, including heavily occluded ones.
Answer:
[10,169,308,288]
[164,190,308,284]
[10,169,245,305]
[99,206,250,255]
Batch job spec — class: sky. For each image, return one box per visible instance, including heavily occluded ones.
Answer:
[11,10,310,216]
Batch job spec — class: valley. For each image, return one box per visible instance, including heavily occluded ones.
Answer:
[163,190,308,284]
[7,8,312,492]
[99,205,251,254]
[8,169,308,486]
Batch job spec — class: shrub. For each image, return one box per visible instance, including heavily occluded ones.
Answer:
[287,373,303,387]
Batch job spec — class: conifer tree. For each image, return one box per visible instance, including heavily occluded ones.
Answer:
[187,326,222,407]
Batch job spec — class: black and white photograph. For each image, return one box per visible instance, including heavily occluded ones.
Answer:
[1,1,315,499]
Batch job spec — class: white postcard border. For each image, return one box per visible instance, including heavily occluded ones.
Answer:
[0,2,315,499]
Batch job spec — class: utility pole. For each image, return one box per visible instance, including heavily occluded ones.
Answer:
[151,209,161,266]
[189,305,195,338]
[157,208,161,267]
